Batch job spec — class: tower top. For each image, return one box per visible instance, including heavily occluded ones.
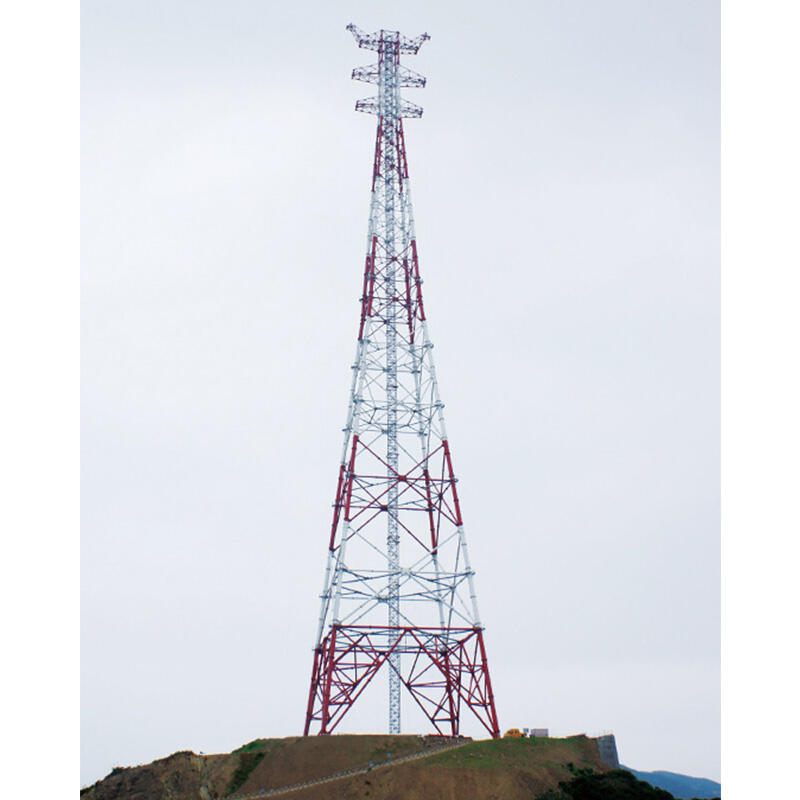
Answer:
[346,23,430,54]
[347,24,428,119]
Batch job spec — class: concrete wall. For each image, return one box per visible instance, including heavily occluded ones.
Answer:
[595,734,620,769]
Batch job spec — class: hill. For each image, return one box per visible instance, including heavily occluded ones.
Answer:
[80,734,697,800]
[622,766,721,799]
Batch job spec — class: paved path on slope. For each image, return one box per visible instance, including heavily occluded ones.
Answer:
[230,739,470,800]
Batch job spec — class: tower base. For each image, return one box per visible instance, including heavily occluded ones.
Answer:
[304,625,500,738]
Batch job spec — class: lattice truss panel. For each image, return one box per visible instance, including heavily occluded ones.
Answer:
[304,25,499,740]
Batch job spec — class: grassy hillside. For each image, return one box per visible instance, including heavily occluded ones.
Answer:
[230,734,432,795]
[419,735,604,771]
[80,735,447,800]
[81,733,665,800]
[246,734,611,800]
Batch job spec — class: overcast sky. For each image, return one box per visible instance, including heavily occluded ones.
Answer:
[81,0,719,787]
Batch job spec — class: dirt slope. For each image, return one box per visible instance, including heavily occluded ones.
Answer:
[80,750,236,800]
[235,734,430,792]
[81,734,610,800]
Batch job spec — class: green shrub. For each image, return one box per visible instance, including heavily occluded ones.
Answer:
[540,768,675,800]
[225,751,266,796]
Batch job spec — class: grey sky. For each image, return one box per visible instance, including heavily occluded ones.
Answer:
[81,0,719,787]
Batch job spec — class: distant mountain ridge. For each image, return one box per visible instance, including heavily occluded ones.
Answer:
[622,765,721,799]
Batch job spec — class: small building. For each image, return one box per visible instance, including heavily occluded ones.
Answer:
[529,728,549,738]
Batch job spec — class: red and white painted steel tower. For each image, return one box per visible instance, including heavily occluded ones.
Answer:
[303,25,500,739]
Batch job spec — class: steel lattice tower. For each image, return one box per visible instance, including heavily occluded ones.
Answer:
[303,24,500,739]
